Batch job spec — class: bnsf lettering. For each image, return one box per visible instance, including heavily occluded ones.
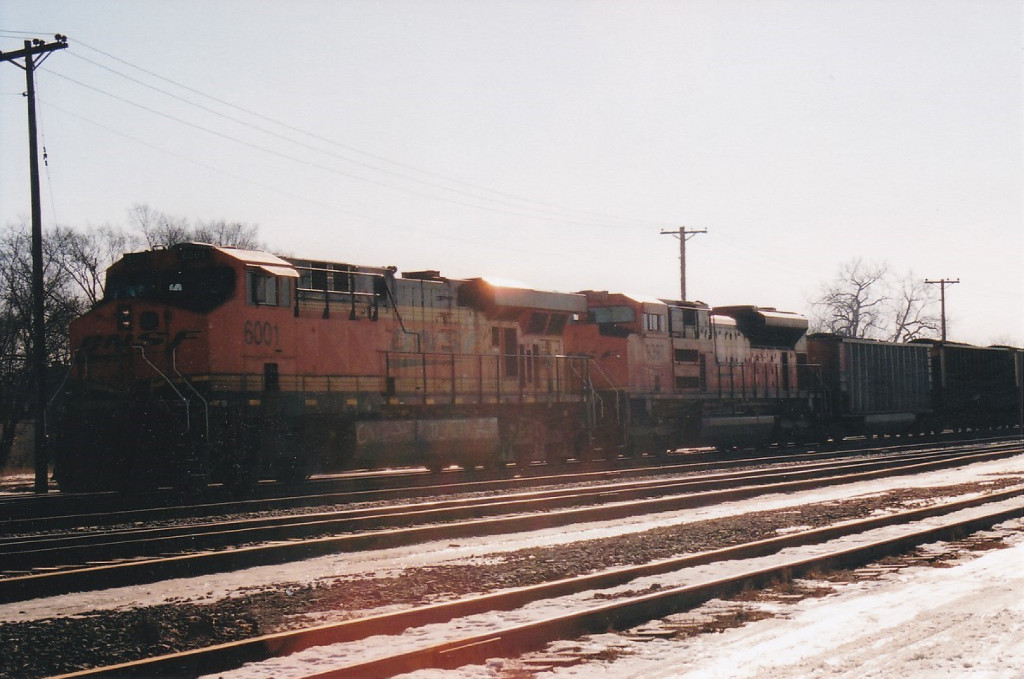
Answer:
[78,330,202,352]
[169,330,202,350]
[418,419,498,442]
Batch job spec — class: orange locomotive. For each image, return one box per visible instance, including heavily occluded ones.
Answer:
[54,243,594,491]
[566,292,818,453]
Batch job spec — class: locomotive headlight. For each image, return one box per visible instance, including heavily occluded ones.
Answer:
[117,305,132,330]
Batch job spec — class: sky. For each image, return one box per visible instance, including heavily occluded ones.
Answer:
[1,0,1021,346]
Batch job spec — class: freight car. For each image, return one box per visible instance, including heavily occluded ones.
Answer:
[804,334,1024,438]
[804,334,933,437]
[913,340,1024,431]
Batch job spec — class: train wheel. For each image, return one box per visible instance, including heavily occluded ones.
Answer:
[223,458,257,495]
[274,450,310,484]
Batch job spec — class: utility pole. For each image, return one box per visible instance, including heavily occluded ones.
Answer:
[925,278,959,342]
[1,35,69,493]
[660,226,707,301]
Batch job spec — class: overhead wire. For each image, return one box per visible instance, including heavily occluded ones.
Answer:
[33,76,60,223]
[38,98,557,258]
[66,51,634,228]
[65,39,667,231]
[46,67,653,231]
[7,32,682,271]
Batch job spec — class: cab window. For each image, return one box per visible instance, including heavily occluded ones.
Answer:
[644,313,665,333]
[248,270,278,305]
[105,266,235,312]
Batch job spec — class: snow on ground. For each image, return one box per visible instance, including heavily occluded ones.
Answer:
[1,454,1021,625]
[206,504,1024,678]
[494,523,1024,679]
[0,471,38,495]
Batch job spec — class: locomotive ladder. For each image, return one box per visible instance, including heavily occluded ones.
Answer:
[569,356,629,451]
[132,345,211,444]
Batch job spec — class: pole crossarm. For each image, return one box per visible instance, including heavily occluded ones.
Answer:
[0,35,69,65]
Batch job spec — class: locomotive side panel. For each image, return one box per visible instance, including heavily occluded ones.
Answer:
[699,307,813,446]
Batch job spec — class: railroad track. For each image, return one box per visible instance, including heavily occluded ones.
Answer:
[1,439,1018,603]
[0,450,735,530]
[51,487,1024,678]
[4,432,1016,529]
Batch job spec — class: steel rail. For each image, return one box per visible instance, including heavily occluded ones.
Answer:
[3,431,1016,529]
[0,445,1018,604]
[3,442,1006,556]
[1,445,1016,574]
[314,498,1024,679]
[0,455,718,531]
[51,487,1024,678]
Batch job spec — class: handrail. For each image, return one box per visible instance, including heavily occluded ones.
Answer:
[42,352,77,435]
[172,349,209,442]
[132,345,190,432]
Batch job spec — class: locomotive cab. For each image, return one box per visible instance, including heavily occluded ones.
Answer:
[56,243,302,492]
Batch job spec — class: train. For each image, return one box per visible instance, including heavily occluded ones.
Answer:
[50,242,1023,492]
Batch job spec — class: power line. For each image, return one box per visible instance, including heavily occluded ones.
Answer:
[38,99,565,258]
[68,40,663,231]
[47,69,636,227]
[0,30,56,38]
[12,32,642,229]
[48,64,661,231]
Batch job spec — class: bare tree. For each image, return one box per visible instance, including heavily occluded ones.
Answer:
[0,225,86,468]
[50,225,139,306]
[809,259,888,338]
[192,219,262,250]
[886,275,940,342]
[129,203,191,248]
[128,204,263,250]
[809,258,940,342]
